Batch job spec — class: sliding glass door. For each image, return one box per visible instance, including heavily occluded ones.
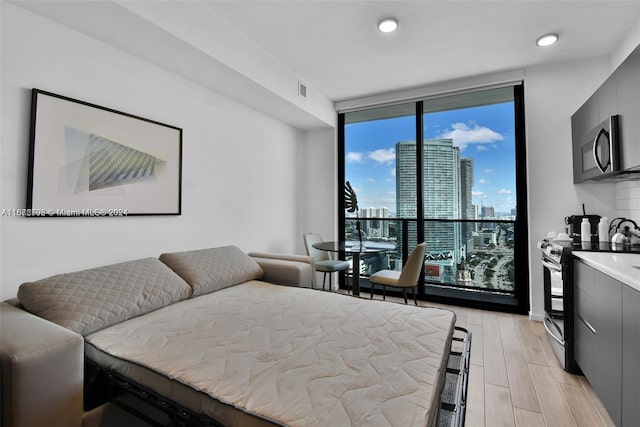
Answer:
[340,84,528,313]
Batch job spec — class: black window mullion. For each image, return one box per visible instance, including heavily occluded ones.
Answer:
[416,101,425,295]
[338,112,346,262]
[513,84,530,313]
[416,101,424,245]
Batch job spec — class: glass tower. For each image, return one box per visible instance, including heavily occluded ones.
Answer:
[361,207,390,239]
[396,139,466,282]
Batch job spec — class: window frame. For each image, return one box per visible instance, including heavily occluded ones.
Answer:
[337,83,529,314]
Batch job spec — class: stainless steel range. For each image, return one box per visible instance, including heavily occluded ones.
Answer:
[538,238,577,372]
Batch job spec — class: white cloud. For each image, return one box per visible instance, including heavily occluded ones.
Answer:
[478,178,489,185]
[348,149,396,166]
[498,189,512,195]
[368,148,395,164]
[347,152,364,163]
[472,191,486,198]
[367,177,376,183]
[476,145,488,152]
[438,122,504,151]
[390,168,396,177]
[484,168,495,175]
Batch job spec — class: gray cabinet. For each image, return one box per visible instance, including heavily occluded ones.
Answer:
[573,260,622,425]
[570,78,618,184]
[571,93,600,183]
[622,285,640,426]
[572,43,640,182]
[616,45,640,171]
[572,92,599,140]
[598,74,618,121]
[574,258,640,426]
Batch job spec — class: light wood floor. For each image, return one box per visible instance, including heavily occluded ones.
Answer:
[358,291,615,427]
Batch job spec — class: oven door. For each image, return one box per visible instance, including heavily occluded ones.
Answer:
[543,260,564,316]
[542,258,567,365]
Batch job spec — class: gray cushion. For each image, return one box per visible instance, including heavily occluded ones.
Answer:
[159,246,264,296]
[17,258,192,336]
[314,259,350,272]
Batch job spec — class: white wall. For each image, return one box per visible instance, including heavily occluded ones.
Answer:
[301,128,338,243]
[298,127,338,287]
[0,4,311,299]
[524,56,618,319]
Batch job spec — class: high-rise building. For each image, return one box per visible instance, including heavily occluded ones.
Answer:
[460,157,474,250]
[360,207,390,238]
[396,141,418,220]
[396,139,465,280]
[481,205,495,218]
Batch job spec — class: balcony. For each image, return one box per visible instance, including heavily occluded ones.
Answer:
[343,217,516,298]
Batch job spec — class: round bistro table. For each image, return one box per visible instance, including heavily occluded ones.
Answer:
[312,240,396,296]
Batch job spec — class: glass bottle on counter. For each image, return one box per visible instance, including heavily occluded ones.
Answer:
[581,218,591,243]
[598,217,609,243]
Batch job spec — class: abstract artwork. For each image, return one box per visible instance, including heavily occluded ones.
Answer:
[27,89,182,216]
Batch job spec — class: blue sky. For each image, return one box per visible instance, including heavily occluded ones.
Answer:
[345,102,516,215]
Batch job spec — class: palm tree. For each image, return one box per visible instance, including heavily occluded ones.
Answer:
[344,181,362,249]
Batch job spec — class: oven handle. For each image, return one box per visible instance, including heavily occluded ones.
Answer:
[544,316,565,346]
[541,259,562,272]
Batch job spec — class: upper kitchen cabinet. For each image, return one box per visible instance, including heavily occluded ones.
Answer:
[616,45,640,172]
[571,74,619,183]
[571,92,599,155]
[572,44,640,183]
[598,74,618,121]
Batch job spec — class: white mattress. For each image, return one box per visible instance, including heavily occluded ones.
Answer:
[85,281,455,427]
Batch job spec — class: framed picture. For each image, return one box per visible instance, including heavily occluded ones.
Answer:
[27,89,182,216]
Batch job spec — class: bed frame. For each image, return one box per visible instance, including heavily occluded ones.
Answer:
[88,326,471,427]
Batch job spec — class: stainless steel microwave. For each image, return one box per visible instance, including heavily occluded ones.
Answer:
[576,115,620,181]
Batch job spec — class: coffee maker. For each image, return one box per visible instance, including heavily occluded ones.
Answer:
[565,215,601,243]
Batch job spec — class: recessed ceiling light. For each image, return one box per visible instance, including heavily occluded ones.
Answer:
[536,33,559,47]
[378,17,398,33]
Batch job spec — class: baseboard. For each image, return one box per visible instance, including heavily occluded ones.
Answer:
[528,312,544,322]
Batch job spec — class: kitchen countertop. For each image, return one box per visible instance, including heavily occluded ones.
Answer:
[573,251,640,292]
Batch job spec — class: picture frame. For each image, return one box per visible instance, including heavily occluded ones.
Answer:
[27,89,182,217]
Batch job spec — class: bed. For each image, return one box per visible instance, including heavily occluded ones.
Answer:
[11,246,470,427]
[86,282,469,427]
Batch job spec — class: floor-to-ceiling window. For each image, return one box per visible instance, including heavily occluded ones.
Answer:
[339,84,528,313]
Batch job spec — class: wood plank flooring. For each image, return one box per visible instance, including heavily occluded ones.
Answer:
[359,292,615,427]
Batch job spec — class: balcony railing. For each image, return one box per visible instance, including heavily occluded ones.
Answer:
[344,217,516,295]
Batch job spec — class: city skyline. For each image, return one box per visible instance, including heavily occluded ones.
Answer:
[350,137,512,288]
[345,101,516,216]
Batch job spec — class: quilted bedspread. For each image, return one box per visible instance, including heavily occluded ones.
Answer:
[85,281,455,427]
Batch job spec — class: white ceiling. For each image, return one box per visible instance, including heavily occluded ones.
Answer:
[206,1,640,101]
[9,1,640,129]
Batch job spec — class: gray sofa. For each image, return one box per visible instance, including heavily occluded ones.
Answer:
[0,246,315,427]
